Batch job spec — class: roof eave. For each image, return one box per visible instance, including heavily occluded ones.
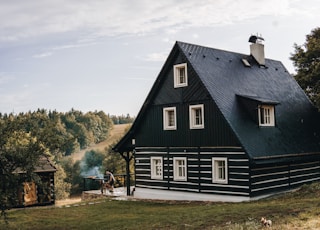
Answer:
[252,151,320,165]
[113,42,181,153]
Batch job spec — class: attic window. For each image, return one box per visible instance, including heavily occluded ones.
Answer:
[258,105,275,127]
[174,63,188,88]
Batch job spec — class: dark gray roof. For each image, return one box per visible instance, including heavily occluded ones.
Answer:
[236,94,280,105]
[177,41,320,161]
[114,41,320,162]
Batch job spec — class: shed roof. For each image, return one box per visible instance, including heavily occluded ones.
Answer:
[236,94,280,105]
[14,155,57,174]
[34,155,57,173]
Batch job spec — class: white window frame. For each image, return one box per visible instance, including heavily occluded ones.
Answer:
[189,104,204,129]
[258,105,275,127]
[212,158,228,184]
[173,157,187,181]
[150,157,163,180]
[163,107,177,130]
[173,63,188,88]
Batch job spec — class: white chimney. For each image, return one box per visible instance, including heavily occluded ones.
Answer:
[248,35,265,66]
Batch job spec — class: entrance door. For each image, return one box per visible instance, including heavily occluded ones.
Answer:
[23,182,38,206]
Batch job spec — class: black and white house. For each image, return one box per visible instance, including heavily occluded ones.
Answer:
[114,36,320,201]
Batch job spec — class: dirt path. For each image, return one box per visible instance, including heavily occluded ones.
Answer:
[71,123,130,162]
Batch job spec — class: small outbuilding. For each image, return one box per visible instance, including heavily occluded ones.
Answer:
[15,155,56,206]
[114,37,320,201]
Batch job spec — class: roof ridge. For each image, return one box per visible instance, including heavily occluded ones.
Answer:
[176,40,282,63]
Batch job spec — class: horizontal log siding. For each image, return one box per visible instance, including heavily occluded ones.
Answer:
[289,161,320,186]
[250,160,320,197]
[135,148,250,197]
[195,152,250,196]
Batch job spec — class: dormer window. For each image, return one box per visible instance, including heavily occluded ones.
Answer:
[258,105,275,126]
[174,63,188,88]
[236,94,278,127]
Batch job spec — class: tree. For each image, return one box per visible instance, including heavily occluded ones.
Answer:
[0,108,115,220]
[81,150,105,173]
[102,142,134,187]
[60,157,83,195]
[0,121,47,220]
[110,114,135,124]
[102,143,126,174]
[290,27,320,109]
[54,164,71,200]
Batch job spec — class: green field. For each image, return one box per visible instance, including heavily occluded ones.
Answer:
[1,183,320,230]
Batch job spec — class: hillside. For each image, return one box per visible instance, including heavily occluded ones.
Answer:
[71,123,130,162]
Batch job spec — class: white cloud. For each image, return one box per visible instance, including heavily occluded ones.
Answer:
[0,0,303,43]
[162,38,174,44]
[192,34,199,39]
[31,39,98,58]
[0,72,15,84]
[51,41,97,51]
[0,90,33,113]
[124,77,154,81]
[33,52,53,58]
[145,52,169,62]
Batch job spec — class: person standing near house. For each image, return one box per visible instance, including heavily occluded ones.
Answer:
[104,170,115,193]
[100,179,104,194]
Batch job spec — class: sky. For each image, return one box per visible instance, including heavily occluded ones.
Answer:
[0,0,319,116]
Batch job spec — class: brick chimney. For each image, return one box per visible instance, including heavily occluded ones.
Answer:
[248,35,265,66]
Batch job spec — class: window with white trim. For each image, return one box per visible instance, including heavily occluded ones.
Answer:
[189,104,204,129]
[151,157,163,180]
[173,157,187,181]
[212,158,228,184]
[163,107,177,130]
[258,105,275,126]
[174,63,188,88]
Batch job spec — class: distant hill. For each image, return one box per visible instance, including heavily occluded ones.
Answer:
[71,123,130,162]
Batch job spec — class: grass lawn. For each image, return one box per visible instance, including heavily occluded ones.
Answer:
[1,183,320,230]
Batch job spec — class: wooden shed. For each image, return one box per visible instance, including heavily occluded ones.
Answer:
[16,155,56,207]
[114,38,320,201]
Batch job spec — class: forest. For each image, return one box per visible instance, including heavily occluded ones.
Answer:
[0,109,133,215]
